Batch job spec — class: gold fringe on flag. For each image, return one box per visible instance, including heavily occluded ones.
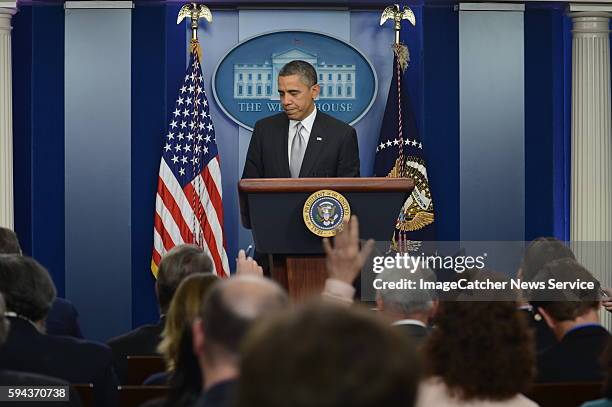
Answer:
[190,39,202,59]
[392,43,410,74]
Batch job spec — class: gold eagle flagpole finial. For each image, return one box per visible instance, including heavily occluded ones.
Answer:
[177,3,213,48]
[380,4,416,45]
[380,4,416,72]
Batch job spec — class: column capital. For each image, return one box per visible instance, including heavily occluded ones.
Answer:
[568,5,611,35]
[0,3,17,32]
[569,4,612,17]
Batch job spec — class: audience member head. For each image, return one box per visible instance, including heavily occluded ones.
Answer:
[458,268,520,302]
[159,273,219,372]
[192,275,288,389]
[0,227,21,254]
[156,244,214,314]
[532,258,601,339]
[520,237,575,281]
[376,265,437,324]
[236,302,421,407]
[0,293,8,346]
[0,255,56,324]
[425,300,535,401]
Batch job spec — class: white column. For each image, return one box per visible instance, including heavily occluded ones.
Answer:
[0,4,16,229]
[569,5,612,327]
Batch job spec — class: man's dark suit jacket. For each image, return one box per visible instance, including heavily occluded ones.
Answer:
[392,323,431,347]
[0,317,118,407]
[519,307,557,352]
[46,297,83,338]
[0,369,82,407]
[193,379,237,407]
[107,318,164,384]
[536,324,610,383]
[242,111,360,179]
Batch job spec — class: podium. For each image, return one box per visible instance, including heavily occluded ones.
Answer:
[239,177,414,301]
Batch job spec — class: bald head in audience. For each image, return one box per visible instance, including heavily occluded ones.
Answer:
[192,276,288,394]
[376,266,437,329]
[236,303,421,407]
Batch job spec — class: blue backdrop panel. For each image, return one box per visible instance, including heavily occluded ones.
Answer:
[459,8,525,242]
[131,3,167,328]
[556,13,572,241]
[12,6,33,257]
[65,8,132,341]
[524,5,571,241]
[12,5,66,296]
[423,5,460,241]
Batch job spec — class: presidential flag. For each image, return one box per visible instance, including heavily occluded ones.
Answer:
[151,40,229,278]
[374,42,435,252]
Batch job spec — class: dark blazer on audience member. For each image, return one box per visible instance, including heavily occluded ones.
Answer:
[46,297,83,338]
[0,317,118,407]
[107,318,165,384]
[193,379,237,407]
[519,306,557,352]
[0,369,82,407]
[392,321,431,346]
[536,324,610,383]
[242,111,360,179]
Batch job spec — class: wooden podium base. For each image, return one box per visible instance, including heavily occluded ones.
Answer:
[269,254,327,302]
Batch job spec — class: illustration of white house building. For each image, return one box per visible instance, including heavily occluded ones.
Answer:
[233,48,356,100]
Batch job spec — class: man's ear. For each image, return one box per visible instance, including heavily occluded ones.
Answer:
[537,307,556,329]
[311,83,320,100]
[192,317,206,358]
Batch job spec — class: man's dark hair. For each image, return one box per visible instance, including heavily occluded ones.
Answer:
[0,255,56,322]
[0,228,21,254]
[236,303,421,407]
[200,276,288,363]
[278,60,318,87]
[156,244,213,313]
[521,237,575,281]
[532,258,600,321]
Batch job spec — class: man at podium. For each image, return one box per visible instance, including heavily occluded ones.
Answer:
[242,60,360,179]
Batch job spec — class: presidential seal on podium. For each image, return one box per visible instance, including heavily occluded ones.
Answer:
[303,190,351,237]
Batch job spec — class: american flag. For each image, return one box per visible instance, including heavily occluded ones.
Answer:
[151,42,229,278]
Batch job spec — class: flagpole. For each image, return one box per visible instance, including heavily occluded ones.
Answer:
[177,3,213,248]
[380,4,419,252]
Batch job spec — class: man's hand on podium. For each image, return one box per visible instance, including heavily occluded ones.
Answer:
[322,216,375,285]
[236,249,264,277]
